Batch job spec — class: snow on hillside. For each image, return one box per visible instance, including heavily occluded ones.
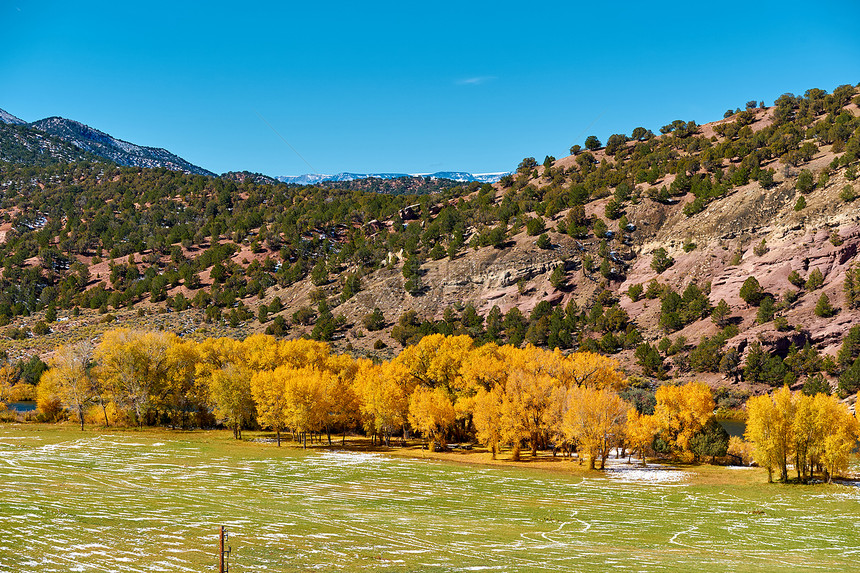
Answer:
[0,108,26,125]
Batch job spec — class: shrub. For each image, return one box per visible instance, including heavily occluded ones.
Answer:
[651,248,674,274]
[814,293,837,318]
[840,184,857,202]
[525,217,545,236]
[805,268,824,290]
[753,239,768,256]
[362,307,385,331]
[796,170,815,193]
[788,270,805,288]
[536,233,551,249]
[739,276,765,305]
[794,196,806,211]
[627,283,644,302]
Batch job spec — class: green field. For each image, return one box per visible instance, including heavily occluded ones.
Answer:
[0,426,858,572]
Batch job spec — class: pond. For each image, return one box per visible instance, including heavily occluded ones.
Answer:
[6,401,36,412]
[718,419,746,437]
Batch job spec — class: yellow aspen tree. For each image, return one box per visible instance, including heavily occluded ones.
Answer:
[815,393,859,482]
[500,365,557,458]
[354,360,412,446]
[459,343,509,393]
[250,367,292,446]
[0,363,15,409]
[322,353,360,445]
[242,333,282,371]
[560,386,630,469]
[565,351,625,389]
[471,385,505,459]
[626,410,659,466]
[277,338,332,370]
[745,386,794,482]
[394,333,473,392]
[791,392,818,482]
[48,342,95,430]
[35,368,64,421]
[164,338,204,429]
[654,382,715,460]
[208,363,256,439]
[94,329,175,426]
[284,366,333,447]
[408,386,456,448]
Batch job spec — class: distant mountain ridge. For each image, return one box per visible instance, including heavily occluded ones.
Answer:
[0,106,213,176]
[0,108,25,125]
[29,117,214,176]
[277,171,509,185]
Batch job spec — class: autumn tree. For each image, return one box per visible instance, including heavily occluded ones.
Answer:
[408,386,456,449]
[558,386,630,469]
[745,386,794,482]
[94,329,176,426]
[654,382,715,460]
[208,363,256,439]
[626,410,659,466]
[45,342,95,430]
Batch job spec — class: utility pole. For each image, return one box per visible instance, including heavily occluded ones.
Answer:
[218,526,231,573]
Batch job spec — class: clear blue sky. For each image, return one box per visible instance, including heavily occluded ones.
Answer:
[2,1,859,177]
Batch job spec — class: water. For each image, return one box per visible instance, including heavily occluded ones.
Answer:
[6,401,36,413]
[718,419,746,437]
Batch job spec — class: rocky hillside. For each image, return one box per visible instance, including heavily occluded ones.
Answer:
[1,84,860,401]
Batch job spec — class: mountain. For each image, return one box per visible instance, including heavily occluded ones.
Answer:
[1,84,859,400]
[0,121,101,166]
[277,171,508,185]
[0,108,25,125]
[28,117,214,176]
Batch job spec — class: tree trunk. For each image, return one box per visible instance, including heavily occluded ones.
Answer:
[277,428,281,447]
[342,430,346,446]
[303,432,307,449]
[78,406,85,431]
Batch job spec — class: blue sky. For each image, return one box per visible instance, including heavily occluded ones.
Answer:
[2,1,859,176]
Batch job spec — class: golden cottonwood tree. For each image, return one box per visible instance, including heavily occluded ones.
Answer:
[471,385,505,458]
[354,360,413,445]
[208,363,256,439]
[94,329,176,425]
[408,386,456,447]
[626,410,659,466]
[654,382,715,460]
[745,386,794,482]
[395,333,473,391]
[500,367,557,458]
[559,386,630,469]
[46,342,95,430]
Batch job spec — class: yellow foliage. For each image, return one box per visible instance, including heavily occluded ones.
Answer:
[559,386,630,469]
[626,410,659,466]
[394,333,473,391]
[654,382,714,458]
[471,386,504,458]
[408,386,456,445]
[727,436,754,466]
[353,360,411,441]
[36,369,64,421]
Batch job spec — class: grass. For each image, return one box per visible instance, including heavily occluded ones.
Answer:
[0,424,858,572]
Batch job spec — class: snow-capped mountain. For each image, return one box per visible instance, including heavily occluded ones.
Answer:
[277,171,508,185]
[0,108,26,125]
[29,117,214,176]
